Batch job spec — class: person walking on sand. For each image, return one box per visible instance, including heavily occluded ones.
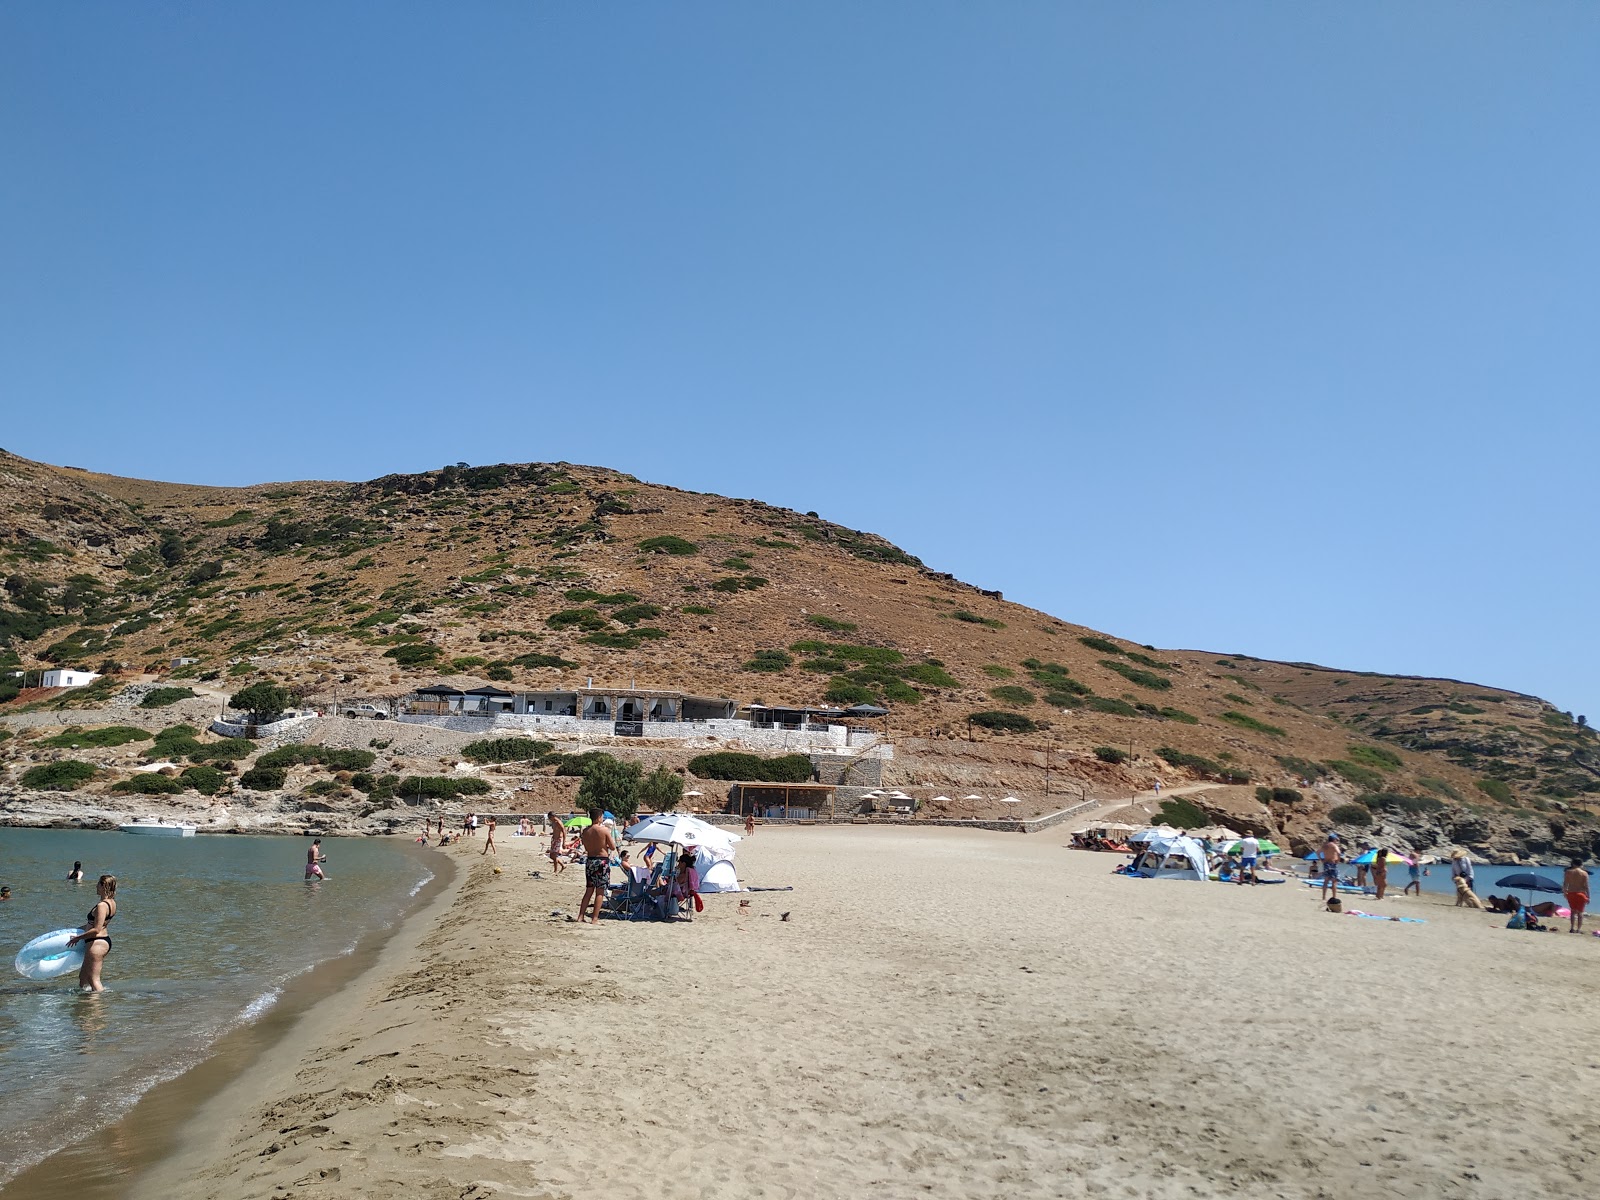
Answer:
[1371,847,1389,901]
[577,813,617,925]
[1404,855,1422,897]
[1320,833,1343,903]
[547,812,567,874]
[1564,859,1590,933]
[481,816,497,856]
[744,812,755,837]
[306,839,329,880]
[66,875,117,992]
[469,812,479,838]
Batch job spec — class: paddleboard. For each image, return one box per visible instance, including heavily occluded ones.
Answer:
[14,927,86,981]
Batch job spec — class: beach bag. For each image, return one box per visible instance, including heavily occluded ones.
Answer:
[1507,910,1527,930]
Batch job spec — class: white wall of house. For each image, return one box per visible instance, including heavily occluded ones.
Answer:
[41,669,100,688]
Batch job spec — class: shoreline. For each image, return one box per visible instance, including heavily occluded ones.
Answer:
[0,845,461,1200]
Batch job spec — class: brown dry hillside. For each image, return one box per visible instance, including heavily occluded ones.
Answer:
[2,448,1596,825]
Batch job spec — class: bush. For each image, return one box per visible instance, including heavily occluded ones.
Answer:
[1360,792,1446,816]
[1345,744,1402,771]
[1418,776,1462,801]
[1219,711,1286,738]
[1100,660,1172,691]
[688,752,813,783]
[188,739,254,763]
[951,610,1004,629]
[1078,635,1123,655]
[989,686,1036,707]
[461,737,554,764]
[1094,746,1128,764]
[546,607,608,631]
[1475,778,1514,803]
[899,662,959,688]
[139,687,198,709]
[638,535,697,555]
[1085,697,1140,718]
[743,650,793,673]
[636,764,684,813]
[710,576,767,593]
[395,775,492,799]
[968,711,1040,733]
[40,726,153,749]
[256,745,376,771]
[180,764,227,794]
[1157,707,1200,725]
[112,773,184,795]
[239,766,288,791]
[681,605,716,615]
[583,629,668,650]
[1325,760,1385,792]
[577,755,644,821]
[1156,798,1208,828]
[1275,756,1328,780]
[610,603,663,626]
[806,615,858,633]
[1153,747,1251,782]
[1329,803,1373,827]
[982,664,1015,679]
[824,680,878,706]
[22,760,97,790]
[508,652,577,669]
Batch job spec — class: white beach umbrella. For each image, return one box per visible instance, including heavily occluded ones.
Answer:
[930,795,953,803]
[684,789,704,797]
[626,813,741,847]
[1129,826,1180,843]
[1000,796,1021,803]
[962,794,983,800]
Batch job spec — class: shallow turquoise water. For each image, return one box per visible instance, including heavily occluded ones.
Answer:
[0,828,433,1186]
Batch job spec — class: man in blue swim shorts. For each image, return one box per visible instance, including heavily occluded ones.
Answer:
[1320,832,1343,903]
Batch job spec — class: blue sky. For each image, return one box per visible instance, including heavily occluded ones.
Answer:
[3,3,1596,716]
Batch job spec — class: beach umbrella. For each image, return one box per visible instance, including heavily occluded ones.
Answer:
[1130,826,1180,843]
[626,813,741,847]
[1000,796,1021,804]
[1496,872,1564,895]
[563,816,592,830]
[962,794,982,800]
[1352,849,1411,866]
[930,795,953,803]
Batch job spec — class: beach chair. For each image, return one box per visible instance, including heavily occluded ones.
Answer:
[609,864,664,920]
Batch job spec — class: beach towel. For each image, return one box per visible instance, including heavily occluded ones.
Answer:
[1346,910,1426,924]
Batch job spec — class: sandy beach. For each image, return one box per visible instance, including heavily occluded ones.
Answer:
[121,827,1600,1200]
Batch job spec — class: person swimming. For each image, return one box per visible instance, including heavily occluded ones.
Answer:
[67,861,84,882]
[66,875,117,992]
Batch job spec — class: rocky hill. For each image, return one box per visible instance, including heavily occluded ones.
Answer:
[2,449,1597,857]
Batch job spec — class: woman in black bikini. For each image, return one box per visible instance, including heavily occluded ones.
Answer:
[66,874,117,992]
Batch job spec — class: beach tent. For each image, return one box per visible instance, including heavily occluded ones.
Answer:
[1132,834,1209,881]
[1129,826,1181,843]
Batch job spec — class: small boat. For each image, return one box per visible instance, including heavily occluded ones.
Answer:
[118,818,197,837]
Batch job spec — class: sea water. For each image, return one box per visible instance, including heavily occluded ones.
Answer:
[0,828,434,1187]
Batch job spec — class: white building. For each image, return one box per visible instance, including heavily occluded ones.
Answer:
[41,669,100,688]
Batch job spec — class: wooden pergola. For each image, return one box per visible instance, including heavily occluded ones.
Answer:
[734,782,837,820]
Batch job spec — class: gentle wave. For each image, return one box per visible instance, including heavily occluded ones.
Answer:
[239,987,282,1023]
[409,870,435,898]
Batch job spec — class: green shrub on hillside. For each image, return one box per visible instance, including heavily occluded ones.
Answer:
[951,610,1004,628]
[899,662,959,688]
[688,752,812,782]
[384,643,440,667]
[1094,746,1128,764]
[139,687,198,709]
[1329,803,1373,827]
[1360,792,1446,816]
[180,765,228,794]
[610,603,663,626]
[460,737,554,764]
[1079,636,1123,655]
[1418,776,1462,801]
[989,685,1036,707]
[1345,744,1402,771]
[710,576,768,593]
[1219,711,1285,737]
[968,711,1040,733]
[1123,651,1173,671]
[1155,747,1248,782]
[1475,777,1514,803]
[681,605,716,616]
[256,745,376,771]
[1275,756,1328,780]
[239,766,288,791]
[547,608,609,631]
[1156,798,1208,828]
[638,536,697,555]
[1157,707,1200,724]
[1085,697,1140,718]
[583,628,668,650]
[806,614,858,633]
[40,726,152,750]
[1100,660,1172,691]
[1325,760,1385,792]
[509,652,577,669]
[824,680,878,706]
[112,773,185,795]
[22,760,97,790]
[743,650,793,673]
[1222,693,1253,707]
[189,739,254,763]
[396,775,492,799]
[982,664,1015,679]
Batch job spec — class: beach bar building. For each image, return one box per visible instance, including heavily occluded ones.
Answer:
[731,782,837,821]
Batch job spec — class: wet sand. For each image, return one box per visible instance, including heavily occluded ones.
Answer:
[129,828,1600,1199]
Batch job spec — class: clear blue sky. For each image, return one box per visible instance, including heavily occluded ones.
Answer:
[3,4,1596,716]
